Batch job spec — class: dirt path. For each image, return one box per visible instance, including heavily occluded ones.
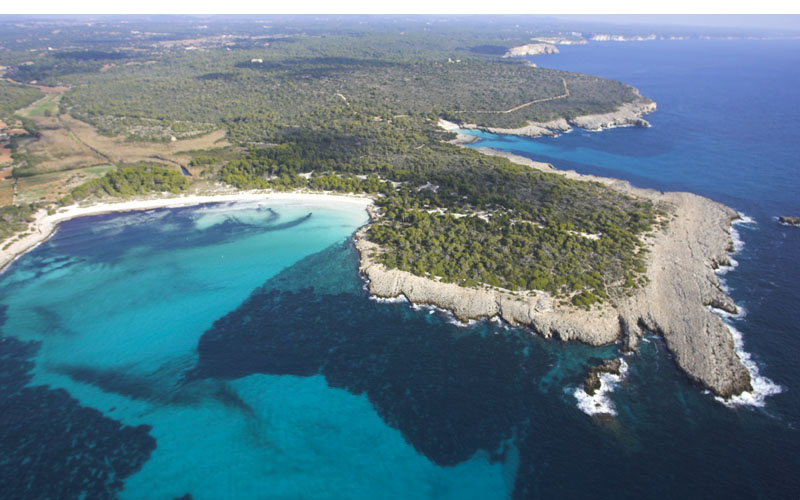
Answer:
[334,93,351,107]
[59,117,114,164]
[455,78,569,115]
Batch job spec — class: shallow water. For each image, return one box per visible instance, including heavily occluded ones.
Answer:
[1,39,800,500]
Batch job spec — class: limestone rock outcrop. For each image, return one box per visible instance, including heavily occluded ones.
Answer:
[502,43,559,58]
[460,98,656,138]
[569,100,657,130]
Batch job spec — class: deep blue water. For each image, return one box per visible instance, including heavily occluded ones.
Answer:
[0,40,799,499]
[465,37,800,412]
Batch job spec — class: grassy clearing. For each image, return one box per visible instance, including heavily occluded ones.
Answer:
[82,165,117,176]
[15,166,113,204]
[17,94,61,118]
[60,115,229,164]
[12,116,106,176]
[7,110,226,205]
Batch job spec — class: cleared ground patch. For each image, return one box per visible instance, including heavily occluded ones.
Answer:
[61,115,229,167]
[13,115,108,176]
[14,113,229,177]
[2,81,230,219]
[16,94,61,118]
[15,165,115,204]
[9,112,229,204]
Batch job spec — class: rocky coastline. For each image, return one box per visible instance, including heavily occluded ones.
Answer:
[456,97,657,138]
[502,43,559,58]
[777,216,800,226]
[354,149,752,399]
[583,358,624,396]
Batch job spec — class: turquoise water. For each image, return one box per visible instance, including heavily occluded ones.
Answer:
[0,200,510,499]
[2,39,800,500]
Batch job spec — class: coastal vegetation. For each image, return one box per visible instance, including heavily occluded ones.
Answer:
[64,166,189,202]
[219,143,655,301]
[0,17,659,304]
[369,207,648,298]
[0,204,36,242]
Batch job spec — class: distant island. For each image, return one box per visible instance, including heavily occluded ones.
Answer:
[0,16,753,400]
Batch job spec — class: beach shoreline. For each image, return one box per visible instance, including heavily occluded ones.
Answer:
[0,136,757,402]
[0,190,374,274]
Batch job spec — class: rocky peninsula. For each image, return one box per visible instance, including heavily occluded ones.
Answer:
[778,216,800,226]
[456,97,657,138]
[355,149,752,399]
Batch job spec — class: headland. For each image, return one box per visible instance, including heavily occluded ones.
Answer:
[355,148,753,399]
[451,97,657,138]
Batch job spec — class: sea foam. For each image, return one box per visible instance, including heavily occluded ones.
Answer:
[715,323,783,408]
[731,211,756,251]
[716,213,756,288]
[710,212,782,407]
[410,303,477,327]
[368,294,409,304]
[573,359,629,417]
[707,304,747,321]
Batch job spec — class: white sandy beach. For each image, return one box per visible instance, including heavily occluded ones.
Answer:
[0,190,374,273]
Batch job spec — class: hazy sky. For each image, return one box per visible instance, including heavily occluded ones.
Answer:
[552,15,800,31]
[1,1,798,21]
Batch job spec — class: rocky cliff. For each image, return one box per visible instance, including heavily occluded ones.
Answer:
[570,100,656,130]
[460,98,657,138]
[503,43,559,58]
[355,150,752,399]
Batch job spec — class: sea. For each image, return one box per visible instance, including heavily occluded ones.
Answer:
[1,39,799,499]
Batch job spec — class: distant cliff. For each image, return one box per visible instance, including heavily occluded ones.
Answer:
[502,43,559,58]
[590,34,658,42]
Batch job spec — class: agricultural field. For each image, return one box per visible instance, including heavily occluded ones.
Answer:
[8,106,229,203]
[14,166,115,204]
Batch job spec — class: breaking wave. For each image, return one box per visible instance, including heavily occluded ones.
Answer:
[573,359,629,417]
